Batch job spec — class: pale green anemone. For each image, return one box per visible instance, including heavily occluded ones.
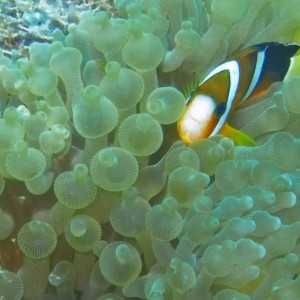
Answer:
[99,241,142,286]
[0,0,300,299]
[64,215,102,252]
[18,220,57,259]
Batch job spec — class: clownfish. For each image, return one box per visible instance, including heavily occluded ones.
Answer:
[178,42,300,146]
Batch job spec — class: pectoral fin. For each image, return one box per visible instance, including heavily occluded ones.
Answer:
[219,123,257,146]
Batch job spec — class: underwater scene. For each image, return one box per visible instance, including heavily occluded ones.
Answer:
[2,0,300,299]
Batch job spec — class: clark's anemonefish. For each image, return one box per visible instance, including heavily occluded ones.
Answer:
[178,42,300,146]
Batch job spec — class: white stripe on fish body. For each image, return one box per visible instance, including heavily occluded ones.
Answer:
[240,49,266,104]
[180,94,216,139]
[210,60,240,135]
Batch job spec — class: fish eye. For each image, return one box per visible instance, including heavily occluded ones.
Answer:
[215,102,227,117]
